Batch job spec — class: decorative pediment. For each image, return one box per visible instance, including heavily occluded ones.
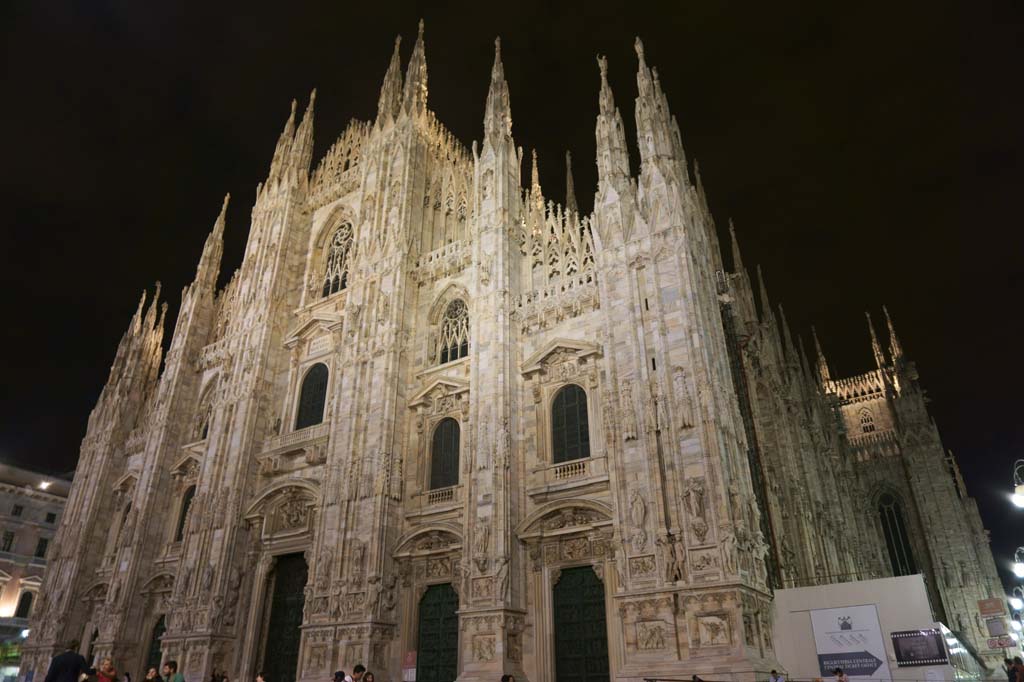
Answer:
[521,337,602,377]
[245,479,320,538]
[408,377,470,410]
[0,569,13,582]
[140,573,175,594]
[112,472,139,494]
[20,574,43,587]
[170,453,202,483]
[516,499,614,540]
[284,312,344,349]
[394,524,464,558]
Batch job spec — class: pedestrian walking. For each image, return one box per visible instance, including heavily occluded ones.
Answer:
[97,658,119,682]
[43,641,87,682]
[162,661,185,682]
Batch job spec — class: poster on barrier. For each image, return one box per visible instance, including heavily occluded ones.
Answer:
[810,604,893,681]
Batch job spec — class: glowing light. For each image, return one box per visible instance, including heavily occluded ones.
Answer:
[1013,493,1024,509]
[38,481,50,491]
[1014,562,1024,578]
[945,637,958,646]
[1011,597,1024,611]
[1011,620,1023,632]
[1012,632,1021,642]
[19,629,29,638]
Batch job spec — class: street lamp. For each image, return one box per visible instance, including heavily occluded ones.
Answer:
[1012,587,1024,612]
[1014,459,1024,508]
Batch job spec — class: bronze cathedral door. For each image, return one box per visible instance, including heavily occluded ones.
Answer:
[553,566,610,682]
[415,583,459,682]
[261,553,308,682]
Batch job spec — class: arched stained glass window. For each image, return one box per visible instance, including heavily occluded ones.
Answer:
[175,485,196,543]
[552,384,590,464]
[321,223,353,298]
[878,492,917,576]
[295,363,329,430]
[437,300,469,365]
[860,409,876,433]
[14,591,33,618]
[430,418,460,490]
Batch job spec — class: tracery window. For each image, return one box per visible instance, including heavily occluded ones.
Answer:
[437,299,469,365]
[430,418,460,490]
[295,363,329,430]
[320,223,353,298]
[878,492,917,576]
[175,485,196,542]
[860,409,875,433]
[551,384,591,463]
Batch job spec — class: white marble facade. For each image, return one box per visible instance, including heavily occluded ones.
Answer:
[20,26,1005,682]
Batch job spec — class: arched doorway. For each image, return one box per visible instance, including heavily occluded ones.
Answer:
[146,615,166,672]
[260,554,308,682]
[553,566,609,682]
[415,583,458,682]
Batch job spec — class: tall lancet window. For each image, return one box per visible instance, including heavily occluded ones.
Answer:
[551,384,591,463]
[430,418,460,490]
[321,222,353,297]
[437,299,469,365]
[878,492,917,576]
[860,409,876,433]
[295,363,329,429]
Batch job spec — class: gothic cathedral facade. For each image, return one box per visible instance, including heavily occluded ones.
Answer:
[22,25,1004,682]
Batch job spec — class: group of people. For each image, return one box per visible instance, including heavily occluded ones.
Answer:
[330,665,373,682]
[43,642,187,682]
[1007,656,1024,682]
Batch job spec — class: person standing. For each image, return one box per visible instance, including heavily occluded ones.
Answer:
[144,667,162,682]
[43,641,87,682]
[162,661,185,682]
[351,666,365,682]
[97,658,119,682]
[833,668,850,682]
[768,670,786,682]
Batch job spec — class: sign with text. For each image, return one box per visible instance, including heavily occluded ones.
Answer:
[978,598,1006,617]
[810,604,893,681]
[988,635,1015,650]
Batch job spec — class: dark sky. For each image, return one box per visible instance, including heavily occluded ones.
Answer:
[2,2,1021,588]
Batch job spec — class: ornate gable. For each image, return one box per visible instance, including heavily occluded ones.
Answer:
[521,337,602,377]
[283,312,344,349]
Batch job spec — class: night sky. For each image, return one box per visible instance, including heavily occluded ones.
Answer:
[2,3,1021,589]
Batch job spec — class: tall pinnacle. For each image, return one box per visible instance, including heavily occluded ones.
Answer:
[866,311,887,369]
[779,305,797,360]
[268,99,298,178]
[883,305,904,361]
[812,326,831,383]
[635,37,653,98]
[377,36,404,123]
[565,150,578,215]
[595,55,631,190]
[529,149,544,213]
[402,19,428,114]
[483,37,512,140]
[196,194,229,287]
[756,265,773,322]
[728,219,744,274]
[291,89,316,175]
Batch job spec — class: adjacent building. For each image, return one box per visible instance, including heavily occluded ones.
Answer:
[0,464,70,681]
[19,26,1005,682]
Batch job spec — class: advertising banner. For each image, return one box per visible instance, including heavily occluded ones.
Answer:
[810,604,893,681]
[891,629,948,666]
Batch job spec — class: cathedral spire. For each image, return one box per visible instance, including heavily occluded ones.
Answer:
[483,37,512,141]
[883,305,904,362]
[291,89,316,176]
[634,36,681,166]
[779,304,797,362]
[529,149,545,213]
[812,326,831,383]
[195,194,229,289]
[728,219,745,274]
[866,311,887,369]
[402,19,428,115]
[565,150,578,215]
[595,55,631,193]
[377,36,403,124]
[756,265,773,323]
[267,99,297,179]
